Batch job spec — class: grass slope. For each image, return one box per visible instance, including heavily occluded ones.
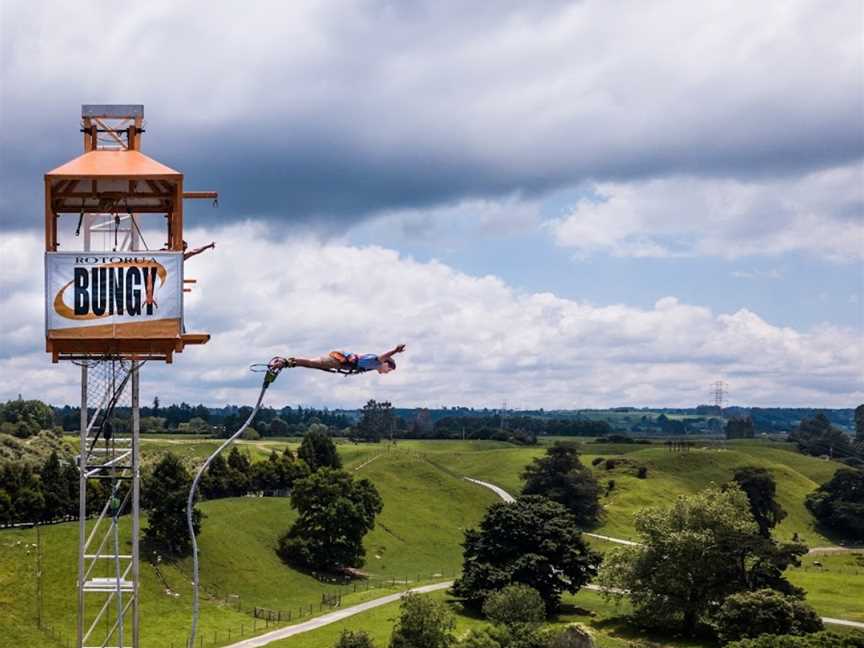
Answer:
[0,444,493,647]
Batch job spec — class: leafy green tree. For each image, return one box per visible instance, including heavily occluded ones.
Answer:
[789,413,855,459]
[725,630,864,648]
[143,453,201,557]
[453,495,601,612]
[731,467,787,537]
[714,589,823,644]
[521,442,601,528]
[39,450,70,521]
[277,468,382,571]
[269,417,290,437]
[482,584,546,627]
[298,427,342,471]
[597,485,806,636]
[226,447,252,496]
[805,468,864,541]
[726,417,756,439]
[355,400,394,443]
[0,399,54,438]
[200,453,231,499]
[334,630,376,648]
[389,591,455,648]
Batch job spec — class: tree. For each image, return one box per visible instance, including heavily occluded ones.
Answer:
[269,417,290,437]
[335,630,376,648]
[40,450,70,521]
[714,589,823,644]
[200,453,231,499]
[389,591,455,648]
[298,427,342,471]
[805,468,864,541]
[143,453,201,557]
[789,413,855,459]
[597,485,806,636]
[482,584,546,628]
[855,404,864,443]
[521,442,601,528]
[355,400,394,443]
[731,466,787,537]
[226,447,252,496]
[453,495,601,612]
[727,417,756,439]
[277,468,382,571]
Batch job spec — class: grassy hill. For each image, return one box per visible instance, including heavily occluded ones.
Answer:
[418,438,842,545]
[1,438,860,648]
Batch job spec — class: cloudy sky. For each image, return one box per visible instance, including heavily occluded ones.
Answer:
[1,0,862,409]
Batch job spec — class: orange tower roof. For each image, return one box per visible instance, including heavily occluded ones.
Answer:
[46,150,181,179]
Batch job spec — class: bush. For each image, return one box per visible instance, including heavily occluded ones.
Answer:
[725,631,864,648]
[335,630,376,648]
[591,457,604,466]
[482,584,546,627]
[389,591,454,648]
[540,624,595,648]
[714,589,823,643]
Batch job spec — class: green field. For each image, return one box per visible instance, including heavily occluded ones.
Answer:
[2,437,860,647]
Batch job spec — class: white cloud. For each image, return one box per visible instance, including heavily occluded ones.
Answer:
[548,164,864,260]
[2,225,861,408]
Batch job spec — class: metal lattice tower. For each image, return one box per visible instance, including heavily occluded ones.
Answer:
[711,380,728,411]
[78,357,140,648]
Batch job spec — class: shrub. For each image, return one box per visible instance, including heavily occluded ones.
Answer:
[725,631,864,648]
[541,624,595,648]
[335,630,376,648]
[389,591,454,648]
[482,584,546,627]
[714,589,823,643]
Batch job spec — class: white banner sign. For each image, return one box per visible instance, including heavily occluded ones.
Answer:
[45,252,183,332]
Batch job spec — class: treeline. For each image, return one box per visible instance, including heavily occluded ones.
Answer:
[407,414,612,441]
[52,402,353,438]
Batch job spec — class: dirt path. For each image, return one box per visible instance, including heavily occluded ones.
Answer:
[223,581,453,647]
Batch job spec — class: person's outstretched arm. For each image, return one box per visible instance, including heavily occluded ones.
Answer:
[379,344,406,362]
[184,242,215,260]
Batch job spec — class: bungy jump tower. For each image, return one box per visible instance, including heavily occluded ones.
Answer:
[44,104,216,648]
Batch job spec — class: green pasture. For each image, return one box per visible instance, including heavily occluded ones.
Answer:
[2,438,860,647]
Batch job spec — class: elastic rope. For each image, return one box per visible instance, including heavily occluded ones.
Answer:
[186,373,273,648]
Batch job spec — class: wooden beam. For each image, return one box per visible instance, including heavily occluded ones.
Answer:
[93,117,126,148]
[182,191,218,200]
[44,177,55,250]
[83,117,94,152]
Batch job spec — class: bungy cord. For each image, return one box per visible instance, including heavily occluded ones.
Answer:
[186,363,282,648]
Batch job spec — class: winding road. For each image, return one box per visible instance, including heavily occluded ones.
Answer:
[224,582,453,647]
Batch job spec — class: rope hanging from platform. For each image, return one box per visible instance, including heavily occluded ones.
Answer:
[186,360,284,648]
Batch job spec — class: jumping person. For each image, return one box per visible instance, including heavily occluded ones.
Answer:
[270,344,406,374]
[183,241,215,260]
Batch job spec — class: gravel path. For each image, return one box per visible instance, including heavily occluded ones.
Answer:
[223,581,454,648]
